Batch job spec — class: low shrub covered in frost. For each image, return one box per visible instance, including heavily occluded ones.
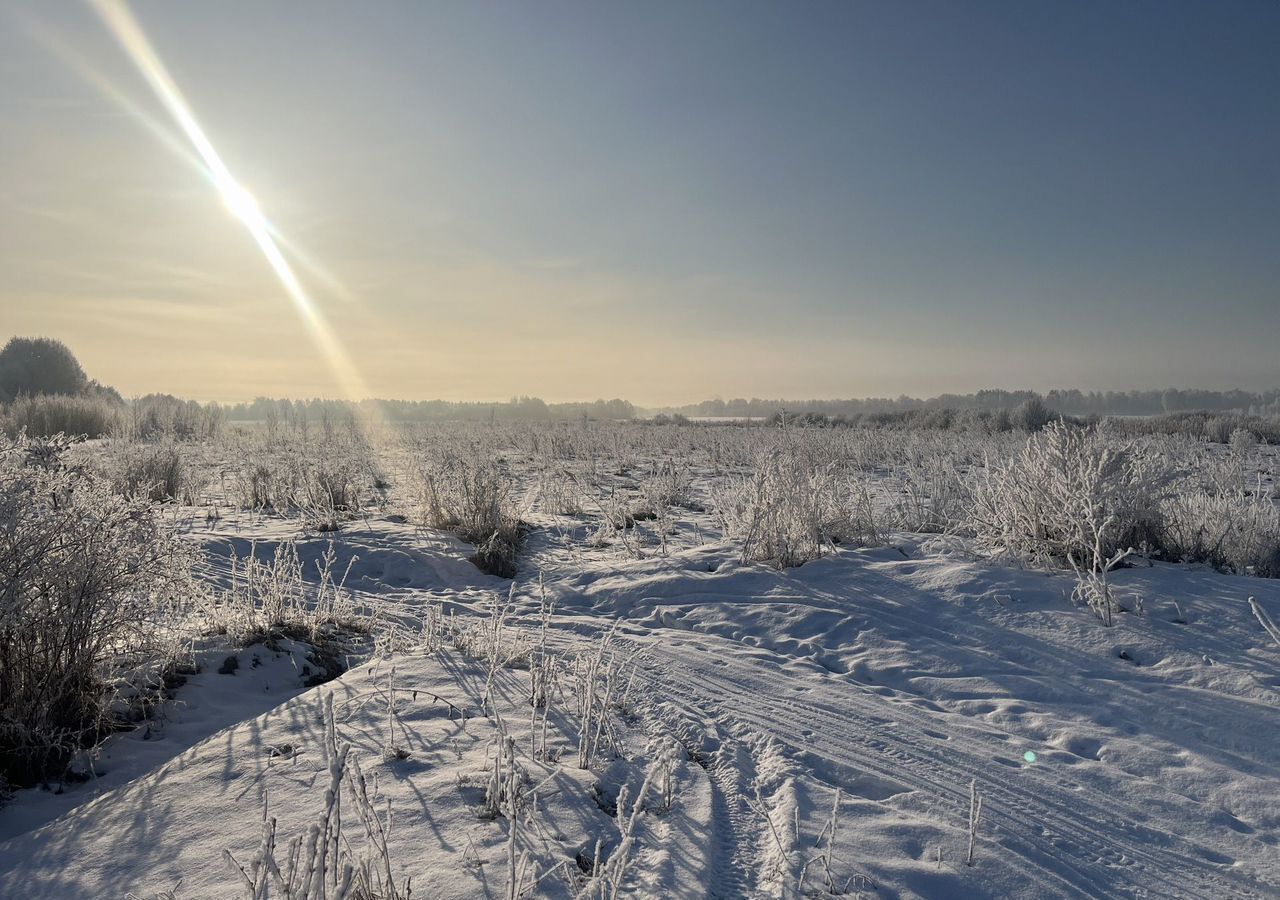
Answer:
[0,435,197,787]
[715,437,881,568]
[969,422,1280,579]
[103,441,199,504]
[969,422,1162,569]
[231,436,385,531]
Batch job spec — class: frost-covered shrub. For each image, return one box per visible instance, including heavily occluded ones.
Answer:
[232,439,383,530]
[1160,487,1280,577]
[294,458,370,532]
[209,540,366,647]
[888,454,971,534]
[537,466,584,516]
[237,459,286,510]
[715,439,880,568]
[636,458,695,517]
[0,436,196,786]
[969,423,1161,569]
[1204,416,1236,445]
[1229,428,1258,455]
[1011,397,1056,433]
[106,442,198,503]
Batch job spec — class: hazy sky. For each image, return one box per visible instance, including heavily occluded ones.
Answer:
[1,1,1277,403]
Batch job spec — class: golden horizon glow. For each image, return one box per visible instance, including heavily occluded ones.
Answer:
[88,0,372,403]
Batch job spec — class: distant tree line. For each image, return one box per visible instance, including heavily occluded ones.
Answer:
[222,395,637,424]
[4,335,1279,441]
[653,388,1280,419]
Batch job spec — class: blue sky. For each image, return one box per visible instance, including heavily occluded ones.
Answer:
[1,1,1276,402]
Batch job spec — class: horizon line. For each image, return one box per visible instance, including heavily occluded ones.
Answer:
[116,385,1280,410]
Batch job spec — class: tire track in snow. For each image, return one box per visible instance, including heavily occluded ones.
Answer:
[704,739,761,900]
[628,632,1272,900]
[648,696,762,899]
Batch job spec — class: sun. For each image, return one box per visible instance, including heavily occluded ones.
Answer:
[221,179,260,224]
[87,0,371,404]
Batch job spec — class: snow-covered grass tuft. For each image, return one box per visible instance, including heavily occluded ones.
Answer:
[1160,483,1280,577]
[968,422,1280,581]
[206,540,371,652]
[195,425,391,532]
[416,444,525,577]
[715,437,881,568]
[969,422,1159,571]
[224,694,411,899]
[103,441,200,504]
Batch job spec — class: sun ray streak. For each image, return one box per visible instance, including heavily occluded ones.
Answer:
[88,0,370,401]
[24,16,363,306]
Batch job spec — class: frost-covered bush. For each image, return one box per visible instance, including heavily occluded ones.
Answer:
[232,438,384,530]
[969,423,1162,569]
[887,454,971,534]
[1229,428,1258,455]
[0,435,196,786]
[1160,486,1280,577]
[417,447,524,577]
[294,457,372,532]
[209,540,367,646]
[715,439,880,568]
[105,442,198,503]
[1012,397,1055,433]
[1204,416,1236,445]
[537,466,584,516]
[636,458,695,518]
[237,458,287,510]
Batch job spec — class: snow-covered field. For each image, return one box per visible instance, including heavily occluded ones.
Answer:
[1,422,1277,899]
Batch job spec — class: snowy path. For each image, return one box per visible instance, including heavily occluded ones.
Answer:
[631,631,1268,898]
[538,541,1280,898]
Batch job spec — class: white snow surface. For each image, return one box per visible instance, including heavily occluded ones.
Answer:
[0,509,1277,899]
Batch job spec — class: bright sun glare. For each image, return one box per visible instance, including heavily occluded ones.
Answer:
[88,0,370,404]
[221,180,260,224]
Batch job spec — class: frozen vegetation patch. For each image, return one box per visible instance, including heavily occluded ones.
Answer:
[0,417,1278,898]
[414,438,526,578]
